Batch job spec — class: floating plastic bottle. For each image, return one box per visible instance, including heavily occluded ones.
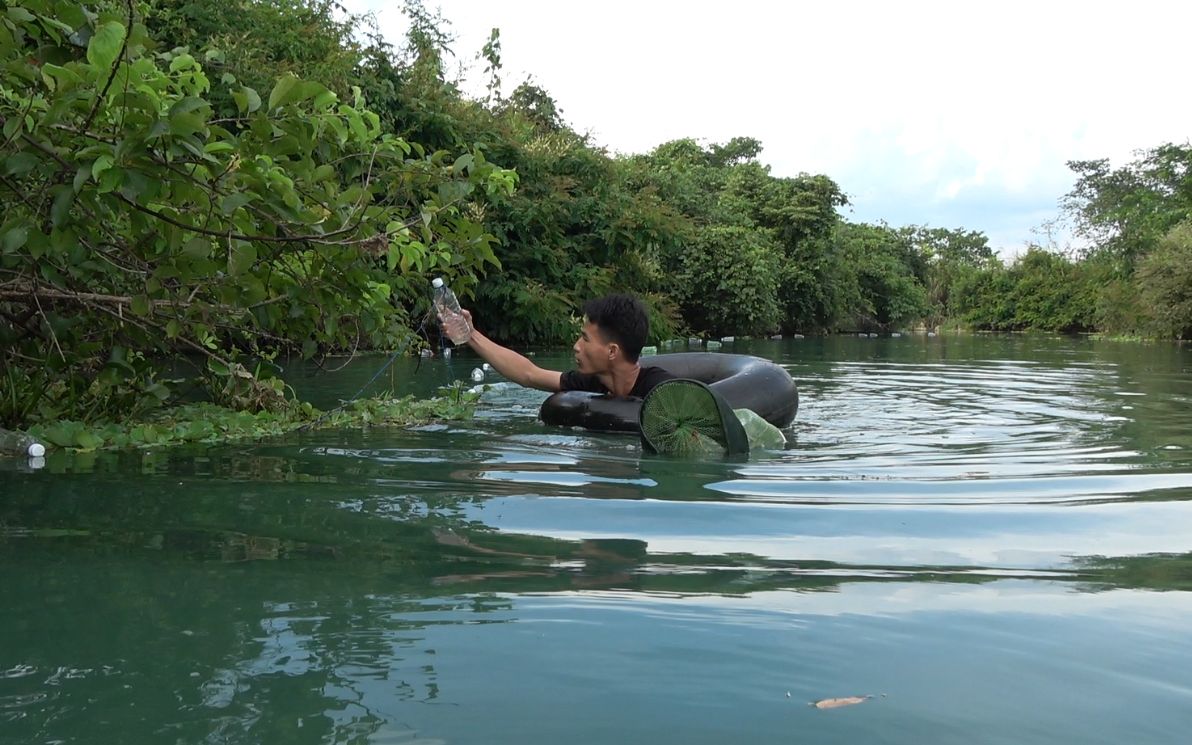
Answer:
[470,367,485,382]
[0,429,46,457]
[640,345,657,357]
[431,277,473,344]
[706,340,722,351]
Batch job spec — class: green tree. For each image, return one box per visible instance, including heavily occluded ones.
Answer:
[833,223,929,331]
[1064,142,1192,267]
[1136,220,1192,339]
[0,0,513,427]
[672,225,782,336]
[904,225,996,326]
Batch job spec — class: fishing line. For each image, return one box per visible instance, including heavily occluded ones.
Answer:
[297,311,436,432]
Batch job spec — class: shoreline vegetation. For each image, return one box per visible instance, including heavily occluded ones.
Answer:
[2,0,1190,442]
[8,382,479,453]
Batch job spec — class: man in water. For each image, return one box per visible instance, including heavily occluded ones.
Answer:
[443,293,674,398]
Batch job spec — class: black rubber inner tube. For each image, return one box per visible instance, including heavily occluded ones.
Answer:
[538,353,798,433]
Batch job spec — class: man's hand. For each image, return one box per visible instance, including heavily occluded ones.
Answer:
[441,308,473,343]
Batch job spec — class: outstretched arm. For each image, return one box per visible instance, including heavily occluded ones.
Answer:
[451,310,562,392]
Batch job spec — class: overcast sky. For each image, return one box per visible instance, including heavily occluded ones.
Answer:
[344,0,1191,256]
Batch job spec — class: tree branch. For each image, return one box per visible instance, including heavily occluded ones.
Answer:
[82,0,135,134]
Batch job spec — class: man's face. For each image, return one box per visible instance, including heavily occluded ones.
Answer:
[573,319,615,373]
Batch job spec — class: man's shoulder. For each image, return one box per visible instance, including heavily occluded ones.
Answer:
[559,370,608,393]
[639,365,677,382]
[632,365,677,397]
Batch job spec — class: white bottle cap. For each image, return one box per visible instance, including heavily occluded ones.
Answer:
[28,443,45,457]
[431,277,444,288]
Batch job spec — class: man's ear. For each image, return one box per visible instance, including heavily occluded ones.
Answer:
[607,342,621,361]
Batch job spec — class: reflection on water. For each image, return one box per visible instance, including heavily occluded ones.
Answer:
[2,335,1192,744]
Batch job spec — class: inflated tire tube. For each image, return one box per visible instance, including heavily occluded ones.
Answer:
[539,353,798,433]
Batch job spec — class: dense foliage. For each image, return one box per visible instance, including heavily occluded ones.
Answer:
[1,0,1188,433]
[0,0,512,428]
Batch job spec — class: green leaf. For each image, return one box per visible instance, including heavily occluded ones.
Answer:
[41,63,83,90]
[86,21,126,71]
[232,86,261,115]
[7,7,36,23]
[182,236,211,259]
[74,431,104,450]
[130,295,149,316]
[2,226,29,254]
[91,154,114,181]
[166,319,181,338]
[97,166,123,194]
[228,242,257,275]
[268,74,299,110]
[221,192,252,215]
[169,111,206,137]
[3,151,40,177]
[313,88,338,110]
[168,96,207,117]
[50,186,75,228]
[168,53,196,73]
[452,153,474,175]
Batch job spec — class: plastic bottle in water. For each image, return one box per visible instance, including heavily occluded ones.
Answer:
[0,429,46,457]
[431,277,473,344]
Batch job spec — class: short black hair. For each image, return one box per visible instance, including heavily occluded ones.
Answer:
[583,294,650,362]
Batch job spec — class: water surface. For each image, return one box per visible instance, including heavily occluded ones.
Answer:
[3,335,1192,744]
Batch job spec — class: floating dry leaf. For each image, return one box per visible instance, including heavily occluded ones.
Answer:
[810,695,872,709]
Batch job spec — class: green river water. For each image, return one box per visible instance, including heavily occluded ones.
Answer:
[2,335,1191,744]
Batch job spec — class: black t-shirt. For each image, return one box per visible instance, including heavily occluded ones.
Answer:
[558,365,675,399]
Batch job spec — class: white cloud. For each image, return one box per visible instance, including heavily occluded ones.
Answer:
[344,0,1192,255]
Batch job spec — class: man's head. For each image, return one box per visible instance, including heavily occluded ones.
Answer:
[574,294,650,371]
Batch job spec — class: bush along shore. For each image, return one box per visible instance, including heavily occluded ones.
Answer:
[2,382,479,454]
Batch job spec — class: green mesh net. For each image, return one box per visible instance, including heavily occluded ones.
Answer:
[639,379,750,457]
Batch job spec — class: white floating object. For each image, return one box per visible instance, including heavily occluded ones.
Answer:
[470,368,485,382]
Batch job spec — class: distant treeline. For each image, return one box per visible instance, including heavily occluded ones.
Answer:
[1,0,1189,427]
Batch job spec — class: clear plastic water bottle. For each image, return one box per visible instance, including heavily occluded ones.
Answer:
[0,429,46,457]
[431,277,472,344]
